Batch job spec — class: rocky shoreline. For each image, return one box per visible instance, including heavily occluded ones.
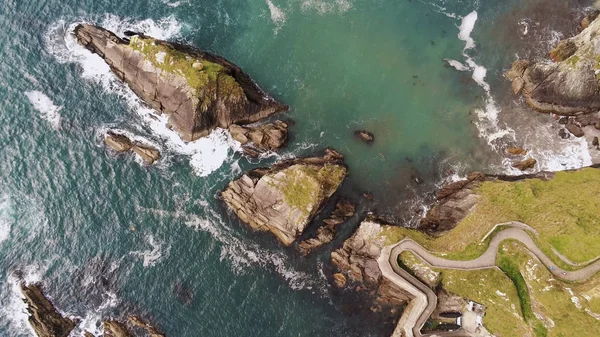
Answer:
[31,11,598,337]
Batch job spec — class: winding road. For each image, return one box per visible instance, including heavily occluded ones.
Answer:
[377,222,600,337]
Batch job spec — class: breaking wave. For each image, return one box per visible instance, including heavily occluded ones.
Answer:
[24,91,62,130]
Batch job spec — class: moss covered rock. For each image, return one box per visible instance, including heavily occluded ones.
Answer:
[74,24,288,142]
[221,149,347,246]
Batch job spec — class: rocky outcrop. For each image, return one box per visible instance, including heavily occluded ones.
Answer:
[331,219,411,306]
[20,283,78,337]
[104,132,160,165]
[512,158,537,171]
[228,120,288,156]
[221,149,347,246]
[507,15,600,116]
[75,24,288,142]
[419,172,485,235]
[298,199,355,255]
[506,147,527,156]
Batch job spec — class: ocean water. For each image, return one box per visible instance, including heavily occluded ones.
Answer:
[0,0,595,336]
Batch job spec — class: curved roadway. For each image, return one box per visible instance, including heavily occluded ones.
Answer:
[377,223,600,337]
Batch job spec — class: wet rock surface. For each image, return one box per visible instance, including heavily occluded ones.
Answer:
[221,149,347,246]
[104,131,160,165]
[20,283,78,337]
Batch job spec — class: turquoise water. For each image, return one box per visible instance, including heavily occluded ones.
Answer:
[0,0,593,336]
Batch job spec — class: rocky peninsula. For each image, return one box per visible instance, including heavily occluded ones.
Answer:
[221,149,347,246]
[74,24,288,142]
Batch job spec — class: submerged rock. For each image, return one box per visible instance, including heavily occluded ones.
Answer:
[20,283,78,337]
[298,199,355,255]
[104,131,160,165]
[221,149,347,246]
[228,120,288,155]
[507,15,600,116]
[74,24,288,142]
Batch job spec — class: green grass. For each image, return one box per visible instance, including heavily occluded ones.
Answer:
[500,241,600,337]
[128,36,245,109]
[269,164,346,217]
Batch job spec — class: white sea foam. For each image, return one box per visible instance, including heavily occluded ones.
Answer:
[45,15,241,177]
[266,0,287,29]
[445,59,469,71]
[0,194,13,245]
[130,234,170,267]
[25,91,62,130]
[1,265,45,336]
[458,11,478,50]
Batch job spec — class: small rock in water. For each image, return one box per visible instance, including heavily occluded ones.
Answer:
[333,273,347,288]
[506,147,527,156]
[558,117,569,125]
[512,158,537,171]
[354,130,375,144]
[593,137,599,148]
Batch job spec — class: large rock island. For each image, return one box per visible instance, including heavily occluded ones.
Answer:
[74,24,288,142]
[221,149,347,246]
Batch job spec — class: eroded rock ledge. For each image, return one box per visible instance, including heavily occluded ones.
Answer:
[221,149,348,246]
[104,131,160,165]
[298,199,355,255]
[74,24,288,142]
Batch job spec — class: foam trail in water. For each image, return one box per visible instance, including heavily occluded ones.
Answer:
[24,91,62,130]
[450,11,516,149]
[0,194,13,245]
[45,15,240,176]
[130,234,170,267]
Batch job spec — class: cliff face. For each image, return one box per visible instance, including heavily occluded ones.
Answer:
[74,24,288,142]
[507,14,600,116]
[20,283,77,337]
[221,149,347,246]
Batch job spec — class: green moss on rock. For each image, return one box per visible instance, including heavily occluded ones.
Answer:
[128,36,245,110]
[270,164,347,217]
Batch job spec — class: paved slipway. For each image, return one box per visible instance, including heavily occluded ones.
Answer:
[377,222,600,337]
